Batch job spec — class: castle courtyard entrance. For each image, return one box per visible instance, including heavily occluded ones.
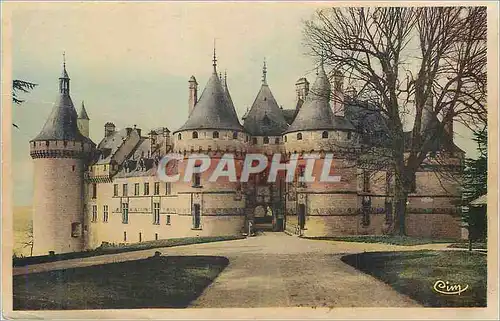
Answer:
[252,205,284,232]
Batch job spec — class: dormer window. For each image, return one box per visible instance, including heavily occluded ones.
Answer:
[322,131,328,139]
[192,131,198,139]
[178,133,182,140]
[297,133,302,141]
[263,136,269,144]
[213,131,219,139]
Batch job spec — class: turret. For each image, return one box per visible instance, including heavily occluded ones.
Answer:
[29,55,94,256]
[188,76,198,115]
[295,77,310,106]
[104,122,116,137]
[77,101,90,137]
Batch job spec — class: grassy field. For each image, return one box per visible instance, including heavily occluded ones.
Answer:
[305,235,457,246]
[341,250,487,307]
[13,255,229,310]
[13,235,245,266]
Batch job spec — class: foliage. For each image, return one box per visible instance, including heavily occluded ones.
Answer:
[12,80,37,105]
[305,235,457,246]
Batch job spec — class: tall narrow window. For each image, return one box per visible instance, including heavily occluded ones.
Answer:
[139,232,142,242]
[91,183,97,199]
[144,182,150,195]
[213,131,219,138]
[263,136,270,144]
[165,182,171,195]
[178,133,182,140]
[363,171,370,192]
[275,137,280,144]
[103,205,109,223]
[166,214,171,225]
[154,182,160,195]
[122,203,129,224]
[71,223,82,238]
[347,132,352,140]
[122,184,128,197]
[124,231,127,241]
[385,172,392,195]
[155,233,159,240]
[252,137,258,144]
[193,204,201,229]
[113,184,118,197]
[233,131,238,139]
[409,172,417,193]
[134,183,140,196]
[284,135,287,142]
[322,131,328,139]
[297,133,302,140]
[153,202,160,225]
[193,164,201,187]
[192,131,198,139]
[91,205,98,222]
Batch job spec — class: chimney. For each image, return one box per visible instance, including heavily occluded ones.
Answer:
[332,70,344,117]
[295,77,309,104]
[188,75,198,115]
[104,122,115,137]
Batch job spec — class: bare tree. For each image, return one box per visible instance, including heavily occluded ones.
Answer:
[23,222,34,257]
[304,7,486,235]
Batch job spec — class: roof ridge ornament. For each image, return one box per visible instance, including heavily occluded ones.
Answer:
[262,58,267,85]
[212,38,217,73]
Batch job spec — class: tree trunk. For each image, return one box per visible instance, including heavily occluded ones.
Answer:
[392,151,408,236]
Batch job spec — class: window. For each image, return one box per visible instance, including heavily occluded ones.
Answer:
[91,183,97,199]
[178,133,182,140]
[166,214,171,225]
[252,137,258,144]
[153,202,160,225]
[322,131,328,139]
[155,233,159,240]
[91,205,98,222]
[154,182,160,195]
[192,131,198,139]
[347,132,352,140]
[284,135,287,142]
[263,136,269,144]
[193,204,201,229]
[165,182,171,195]
[134,183,140,196]
[72,165,76,171]
[103,205,109,223]
[124,231,127,241]
[144,182,150,195]
[363,170,370,192]
[71,222,82,238]
[275,138,280,144]
[122,184,128,197]
[139,232,142,242]
[233,131,238,139]
[297,133,302,140]
[113,184,118,197]
[213,131,219,138]
[122,203,129,224]
[193,165,201,187]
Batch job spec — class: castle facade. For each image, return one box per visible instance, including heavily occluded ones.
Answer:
[29,54,464,256]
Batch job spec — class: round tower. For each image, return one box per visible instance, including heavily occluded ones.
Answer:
[29,58,94,255]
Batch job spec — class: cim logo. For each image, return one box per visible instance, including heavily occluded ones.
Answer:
[433,280,469,295]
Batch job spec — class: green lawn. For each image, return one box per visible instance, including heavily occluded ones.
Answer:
[13,255,229,310]
[13,235,244,267]
[341,250,487,307]
[305,235,456,246]
[448,242,487,249]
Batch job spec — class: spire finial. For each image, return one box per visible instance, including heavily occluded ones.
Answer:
[224,70,227,82]
[63,51,66,67]
[262,58,267,85]
[212,39,217,73]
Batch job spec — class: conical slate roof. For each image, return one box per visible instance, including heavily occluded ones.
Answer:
[244,84,288,136]
[175,68,243,133]
[32,64,88,142]
[285,63,354,133]
[78,101,90,120]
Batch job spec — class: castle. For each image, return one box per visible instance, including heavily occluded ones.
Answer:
[29,53,464,256]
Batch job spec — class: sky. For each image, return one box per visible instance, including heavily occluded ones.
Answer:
[9,2,478,206]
